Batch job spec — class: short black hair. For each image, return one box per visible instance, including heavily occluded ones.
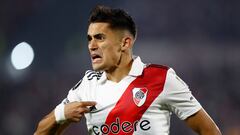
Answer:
[88,5,137,38]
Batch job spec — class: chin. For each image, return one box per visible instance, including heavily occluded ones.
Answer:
[92,64,104,71]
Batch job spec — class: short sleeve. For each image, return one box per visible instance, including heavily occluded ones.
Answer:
[161,68,202,120]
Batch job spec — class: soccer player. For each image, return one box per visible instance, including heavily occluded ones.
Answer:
[34,5,222,135]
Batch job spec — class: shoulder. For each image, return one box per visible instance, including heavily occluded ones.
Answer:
[165,68,187,85]
[146,64,178,77]
[144,64,170,75]
[146,64,169,70]
[163,67,189,93]
[71,70,103,91]
[85,70,103,81]
[144,64,187,90]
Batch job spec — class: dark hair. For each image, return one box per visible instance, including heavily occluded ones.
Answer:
[88,5,137,38]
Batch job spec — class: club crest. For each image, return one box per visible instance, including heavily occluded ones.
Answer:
[132,87,148,107]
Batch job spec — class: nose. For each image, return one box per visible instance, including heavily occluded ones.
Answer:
[88,40,98,51]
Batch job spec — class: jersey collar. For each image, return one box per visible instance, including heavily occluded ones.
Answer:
[128,56,145,77]
[98,56,145,84]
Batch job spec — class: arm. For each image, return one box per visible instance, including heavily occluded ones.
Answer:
[185,108,222,135]
[162,68,221,135]
[34,111,70,135]
[34,101,96,135]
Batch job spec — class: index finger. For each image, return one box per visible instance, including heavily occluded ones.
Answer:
[78,101,97,107]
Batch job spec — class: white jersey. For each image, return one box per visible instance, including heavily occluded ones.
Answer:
[59,56,202,135]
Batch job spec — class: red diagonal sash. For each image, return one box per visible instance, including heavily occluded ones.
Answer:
[104,65,168,135]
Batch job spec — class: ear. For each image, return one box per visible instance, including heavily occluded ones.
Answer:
[121,37,133,51]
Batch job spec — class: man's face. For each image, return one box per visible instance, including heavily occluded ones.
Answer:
[87,22,123,71]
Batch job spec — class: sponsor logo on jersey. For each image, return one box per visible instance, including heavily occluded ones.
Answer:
[92,118,151,135]
[132,87,148,107]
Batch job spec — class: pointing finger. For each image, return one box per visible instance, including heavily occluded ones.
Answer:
[78,101,97,107]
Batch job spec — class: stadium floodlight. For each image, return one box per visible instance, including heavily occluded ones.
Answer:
[11,42,34,70]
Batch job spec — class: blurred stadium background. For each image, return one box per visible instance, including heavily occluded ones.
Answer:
[0,0,240,135]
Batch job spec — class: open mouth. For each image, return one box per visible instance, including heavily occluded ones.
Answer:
[91,54,102,63]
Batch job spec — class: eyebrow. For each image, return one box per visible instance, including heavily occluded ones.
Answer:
[87,33,105,41]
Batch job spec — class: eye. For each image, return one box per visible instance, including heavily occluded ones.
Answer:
[94,34,105,41]
[87,35,92,42]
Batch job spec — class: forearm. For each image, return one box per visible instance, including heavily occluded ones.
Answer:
[198,129,222,135]
[197,123,222,135]
[186,109,222,135]
[34,111,69,135]
[34,101,95,135]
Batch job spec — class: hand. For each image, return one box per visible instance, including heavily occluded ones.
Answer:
[64,101,96,122]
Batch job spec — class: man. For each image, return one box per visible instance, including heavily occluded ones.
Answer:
[34,5,221,135]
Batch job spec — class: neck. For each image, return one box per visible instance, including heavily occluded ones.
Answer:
[106,55,133,83]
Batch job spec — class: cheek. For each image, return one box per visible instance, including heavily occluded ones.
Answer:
[100,42,121,62]
[103,48,120,63]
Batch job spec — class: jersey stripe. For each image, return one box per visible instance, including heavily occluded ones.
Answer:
[104,65,168,135]
[86,70,103,80]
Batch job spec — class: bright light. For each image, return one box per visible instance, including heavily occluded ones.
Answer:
[11,42,34,70]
